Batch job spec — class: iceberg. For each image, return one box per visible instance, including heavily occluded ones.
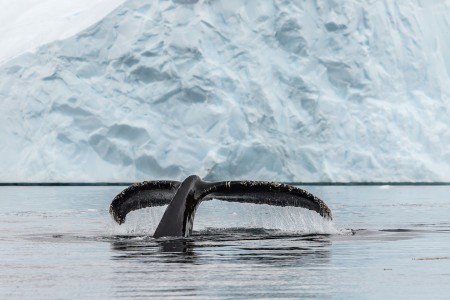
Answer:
[0,0,449,182]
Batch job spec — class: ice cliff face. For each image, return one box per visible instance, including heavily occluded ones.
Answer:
[1,0,449,182]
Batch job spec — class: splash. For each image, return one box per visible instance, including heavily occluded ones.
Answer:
[110,205,166,236]
[195,200,341,235]
[110,200,342,236]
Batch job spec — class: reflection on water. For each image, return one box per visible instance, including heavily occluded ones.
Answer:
[1,186,450,299]
[111,237,195,259]
[110,230,332,263]
[108,231,333,299]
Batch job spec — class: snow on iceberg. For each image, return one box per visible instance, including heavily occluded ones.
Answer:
[0,0,126,64]
[0,0,449,182]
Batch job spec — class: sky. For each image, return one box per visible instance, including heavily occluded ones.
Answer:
[0,0,125,64]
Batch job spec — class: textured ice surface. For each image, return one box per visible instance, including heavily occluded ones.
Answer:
[0,0,449,182]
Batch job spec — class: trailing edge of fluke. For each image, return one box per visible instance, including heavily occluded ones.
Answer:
[109,175,332,238]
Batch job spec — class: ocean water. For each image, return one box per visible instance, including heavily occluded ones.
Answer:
[1,185,449,299]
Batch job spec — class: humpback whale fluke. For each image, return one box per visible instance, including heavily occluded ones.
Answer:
[109,175,332,238]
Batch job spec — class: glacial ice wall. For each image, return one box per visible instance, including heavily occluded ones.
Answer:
[0,0,449,182]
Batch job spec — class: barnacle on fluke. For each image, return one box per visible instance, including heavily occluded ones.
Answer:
[110,175,332,238]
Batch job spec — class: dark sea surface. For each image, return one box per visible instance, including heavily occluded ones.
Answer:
[1,185,449,299]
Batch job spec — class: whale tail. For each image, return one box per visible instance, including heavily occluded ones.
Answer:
[109,175,332,238]
[109,180,180,224]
